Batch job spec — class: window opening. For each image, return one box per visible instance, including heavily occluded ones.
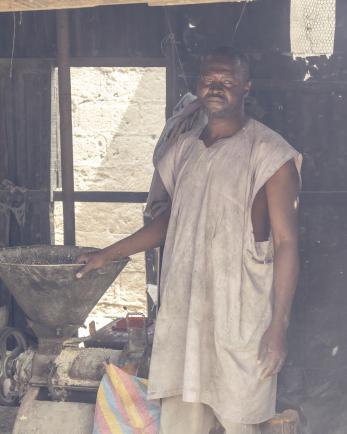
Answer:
[51,66,166,335]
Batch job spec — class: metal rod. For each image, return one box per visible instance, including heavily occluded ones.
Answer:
[53,191,148,203]
[3,189,347,206]
[6,189,347,205]
[56,10,76,245]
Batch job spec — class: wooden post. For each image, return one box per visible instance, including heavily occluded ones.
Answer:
[164,8,179,120]
[261,410,300,434]
[56,10,76,245]
[165,37,178,120]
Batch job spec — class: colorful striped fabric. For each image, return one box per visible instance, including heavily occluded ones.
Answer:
[93,363,161,434]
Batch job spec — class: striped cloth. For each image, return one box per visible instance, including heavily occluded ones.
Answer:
[93,363,160,434]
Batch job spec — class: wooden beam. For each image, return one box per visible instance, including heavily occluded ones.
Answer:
[149,0,252,5]
[0,1,144,12]
[165,9,179,119]
[0,0,253,12]
[0,58,165,68]
[56,10,76,246]
[69,57,166,67]
[53,191,148,203]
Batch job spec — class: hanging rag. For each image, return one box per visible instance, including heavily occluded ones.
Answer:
[144,93,207,219]
[0,179,27,247]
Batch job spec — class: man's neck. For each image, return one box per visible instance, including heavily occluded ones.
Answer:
[202,111,247,147]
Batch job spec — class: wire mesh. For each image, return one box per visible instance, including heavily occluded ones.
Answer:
[291,0,336,58]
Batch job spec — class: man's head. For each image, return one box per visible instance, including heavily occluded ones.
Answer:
[197,47,251,118]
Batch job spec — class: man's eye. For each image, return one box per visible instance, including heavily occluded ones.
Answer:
[223,81,234,87]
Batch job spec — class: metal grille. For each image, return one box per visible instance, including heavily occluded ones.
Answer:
[291,0,336,58]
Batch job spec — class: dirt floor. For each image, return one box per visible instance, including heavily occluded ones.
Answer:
[0,406,18,433]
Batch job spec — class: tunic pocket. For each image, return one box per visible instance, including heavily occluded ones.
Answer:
[248,239,274,265]
[231,239,274,348]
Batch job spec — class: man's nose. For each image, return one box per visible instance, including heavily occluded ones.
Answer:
[209,81,224,91]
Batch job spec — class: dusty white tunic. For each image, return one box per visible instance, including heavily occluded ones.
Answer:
[147,119,302,424]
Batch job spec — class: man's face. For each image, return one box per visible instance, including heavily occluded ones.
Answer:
[197,55,251,118]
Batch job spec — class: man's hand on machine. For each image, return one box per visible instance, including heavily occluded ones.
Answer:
[75,209,171,279]
[76,250,111,279]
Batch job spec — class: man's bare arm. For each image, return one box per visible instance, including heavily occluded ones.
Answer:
[76,207,171,278]
[258,159,300,378]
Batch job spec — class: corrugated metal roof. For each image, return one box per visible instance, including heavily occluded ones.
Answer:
[0,0,255,13]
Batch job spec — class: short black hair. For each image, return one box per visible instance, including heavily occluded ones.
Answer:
[201,46,251,80]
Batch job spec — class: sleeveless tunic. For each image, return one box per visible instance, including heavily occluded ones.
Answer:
[147,119,302,424]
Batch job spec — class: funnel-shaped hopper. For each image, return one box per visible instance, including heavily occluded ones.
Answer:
[0,246,129,339]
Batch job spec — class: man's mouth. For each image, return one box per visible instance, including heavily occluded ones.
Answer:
[205,95,226,102]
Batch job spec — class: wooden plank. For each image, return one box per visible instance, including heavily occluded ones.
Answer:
[53,191,148,203]
[0,57,165,67]
[252,78,347,92]
[0,0,145,12]
[12,61,53,245]
[0,60,52,330]
[70,56,166,67]
[41,189,347,204]
[149,0,253,4]
[165,8,180,119]
[0,65,10,183]
[57,10,76,245]
[4,60,347,92]
[0,209,10,247]
[0,0,254,12]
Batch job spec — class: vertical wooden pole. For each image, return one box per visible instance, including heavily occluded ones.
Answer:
[156,7,180,311]
[164,8,179,120]
[56,10,76,245]
[165,38,178,120]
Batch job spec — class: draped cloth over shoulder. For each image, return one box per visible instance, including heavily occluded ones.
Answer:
[147,119,302,424]
[144,93,206,218]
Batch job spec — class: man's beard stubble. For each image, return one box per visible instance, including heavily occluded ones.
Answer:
[202,102,239,120]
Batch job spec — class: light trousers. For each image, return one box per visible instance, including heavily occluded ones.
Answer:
[160,396,261,434]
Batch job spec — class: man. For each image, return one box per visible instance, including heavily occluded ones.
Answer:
[77,47,302,434]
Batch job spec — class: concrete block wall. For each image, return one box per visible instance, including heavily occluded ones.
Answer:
[53,67,166,327]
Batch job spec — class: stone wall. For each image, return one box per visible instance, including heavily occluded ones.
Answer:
[53,67,166,328]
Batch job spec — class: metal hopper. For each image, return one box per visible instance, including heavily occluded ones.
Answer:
[0,245,129,340]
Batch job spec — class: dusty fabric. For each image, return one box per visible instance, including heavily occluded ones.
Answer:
[0,179,27,227]
[0,179,27,248]
[148,118,302,424]
[144,93,206,219]
[160,396,261,434]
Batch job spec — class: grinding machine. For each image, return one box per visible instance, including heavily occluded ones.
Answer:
[0,245,302,434]
[0,245,136,433]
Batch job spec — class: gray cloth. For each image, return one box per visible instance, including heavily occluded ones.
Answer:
[148,119,302,424]
[145,93,207,219]
[0,179,26,228]
[0,179,27,247]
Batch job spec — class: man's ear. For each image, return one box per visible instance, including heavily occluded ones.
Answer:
[244,80,252,98]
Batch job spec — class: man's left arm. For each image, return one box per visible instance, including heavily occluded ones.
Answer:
[258,159,300,378]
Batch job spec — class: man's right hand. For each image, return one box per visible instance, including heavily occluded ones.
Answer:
[76,251,110,279]
[75,207,171,280]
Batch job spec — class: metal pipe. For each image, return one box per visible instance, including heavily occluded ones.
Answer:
[56,10,76,245]
[53,191,149,203]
